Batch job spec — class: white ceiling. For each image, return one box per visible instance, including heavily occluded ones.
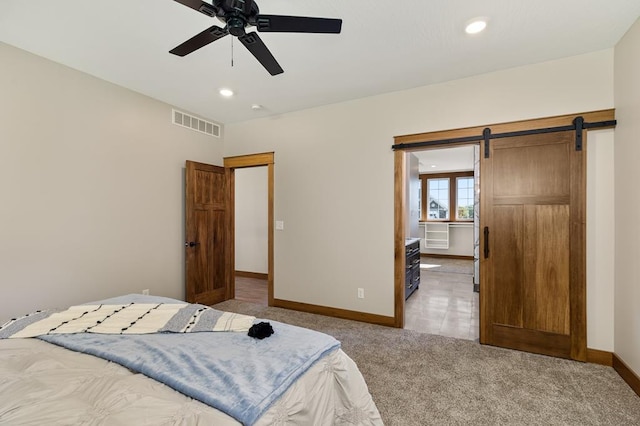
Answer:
[413,146,475,174]
[1,1,639,124]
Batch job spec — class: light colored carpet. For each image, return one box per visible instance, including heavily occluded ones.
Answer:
[215,300,640,425]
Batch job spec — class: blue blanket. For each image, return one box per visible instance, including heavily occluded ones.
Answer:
[33,295,340,425]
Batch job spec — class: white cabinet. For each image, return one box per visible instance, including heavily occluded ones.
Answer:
[424,222,449,249]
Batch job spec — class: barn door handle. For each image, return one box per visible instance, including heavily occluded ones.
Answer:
[483,227,490,259]
[185,241,200,247]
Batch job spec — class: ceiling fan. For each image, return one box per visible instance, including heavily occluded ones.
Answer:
[170,0,342,75]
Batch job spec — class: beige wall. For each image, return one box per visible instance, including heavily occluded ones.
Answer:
[0,42,223,322]
[586,129,615,351]
[225,49,616,350]
[235,166,268,274]
[614,18,640,375]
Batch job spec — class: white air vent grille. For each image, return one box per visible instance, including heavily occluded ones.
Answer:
[172,109,221,138]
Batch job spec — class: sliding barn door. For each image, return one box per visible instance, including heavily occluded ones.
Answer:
[480,130,586,361]
[185,161,232,305]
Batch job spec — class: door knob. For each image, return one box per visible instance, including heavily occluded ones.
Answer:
[185,241,200,247]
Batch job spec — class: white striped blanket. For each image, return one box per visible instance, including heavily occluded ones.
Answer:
[0,303,256,338]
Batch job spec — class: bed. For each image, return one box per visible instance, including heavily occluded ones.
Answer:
[0,294,382,425]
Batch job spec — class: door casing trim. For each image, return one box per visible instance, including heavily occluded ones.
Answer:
[392,109,615,335]
[224,152,275,306]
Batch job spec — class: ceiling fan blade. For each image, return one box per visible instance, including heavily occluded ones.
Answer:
[256,15,342,34]
[172,0,218,17]
[170,25,229,57]
[238,32,283,76]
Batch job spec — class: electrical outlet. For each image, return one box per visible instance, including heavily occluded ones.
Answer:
[357,288,364,299]
[142,289,150,296]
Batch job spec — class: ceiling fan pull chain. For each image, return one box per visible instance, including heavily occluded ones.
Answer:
[231,36,234,68]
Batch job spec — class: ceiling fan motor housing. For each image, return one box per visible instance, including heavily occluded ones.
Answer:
[214,0,259,25]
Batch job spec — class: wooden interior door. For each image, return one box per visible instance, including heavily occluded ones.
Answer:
[480,130,586,361]
[185,160,232,305]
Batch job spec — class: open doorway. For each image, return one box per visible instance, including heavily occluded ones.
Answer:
[234,166,269,305]
[223,152,275,307]
[403,145,479,341]
[394,111,614,360]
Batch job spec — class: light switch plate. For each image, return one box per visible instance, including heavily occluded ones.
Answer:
[275,220,284,230]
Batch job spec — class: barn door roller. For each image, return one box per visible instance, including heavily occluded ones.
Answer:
[483,128,491,158]
[574,116,584,151]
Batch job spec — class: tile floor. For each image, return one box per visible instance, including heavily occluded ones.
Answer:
[404,258,479,341]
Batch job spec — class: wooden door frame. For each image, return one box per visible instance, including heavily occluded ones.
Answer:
[223,152,275,306]
[393,110,615,338]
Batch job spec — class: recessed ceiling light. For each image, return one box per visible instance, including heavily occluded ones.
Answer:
[219,88,234,97]
[251,104,263,110]
[465,19,487,35]
[431,165,437,168]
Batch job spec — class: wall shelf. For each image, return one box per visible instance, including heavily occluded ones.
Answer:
[424,222,449,249]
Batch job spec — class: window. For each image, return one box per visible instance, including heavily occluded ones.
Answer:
[456,177,474,220]
[427,178,449,220]
[420,172,474,222]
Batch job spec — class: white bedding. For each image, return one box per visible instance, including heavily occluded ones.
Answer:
[0,338,382,425]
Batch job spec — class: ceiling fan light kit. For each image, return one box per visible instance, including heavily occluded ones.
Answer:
[171,0,343,75]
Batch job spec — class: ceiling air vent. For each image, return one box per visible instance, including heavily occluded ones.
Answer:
[172,109,221,138]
